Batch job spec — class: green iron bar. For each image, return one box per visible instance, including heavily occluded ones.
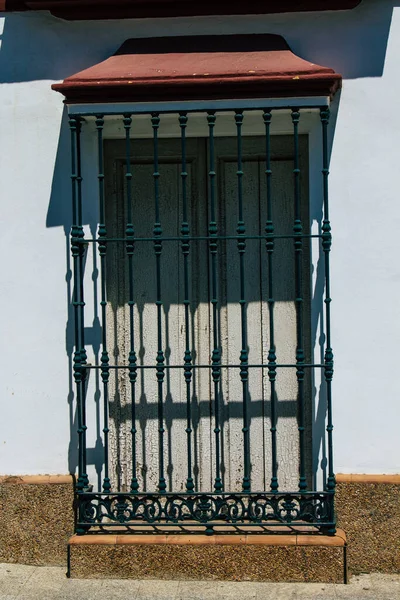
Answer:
[235,111,251,493]
[263,110,279,493]
[321,108,336,517]
[123,114,139,494]
[81,521,336,530]
[96,115,111,493]
[75,117,89,490]
[152,113,167,494]
[207,111,223,494]
[179,113,195,493]
[69,116,86,493]
[89,198,101,496]
[291,108,307,493]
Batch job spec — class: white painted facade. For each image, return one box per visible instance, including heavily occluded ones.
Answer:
[0,0,399,481]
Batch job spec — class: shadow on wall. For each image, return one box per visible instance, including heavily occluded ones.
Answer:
[0,0,399,84]
[0,0,396,487]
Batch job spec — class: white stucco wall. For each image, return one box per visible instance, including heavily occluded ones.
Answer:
[0,0,399,477]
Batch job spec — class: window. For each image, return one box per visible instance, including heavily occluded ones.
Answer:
[54,35,338,535]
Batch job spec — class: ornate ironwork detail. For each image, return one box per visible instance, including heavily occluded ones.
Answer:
[77,492,333,530]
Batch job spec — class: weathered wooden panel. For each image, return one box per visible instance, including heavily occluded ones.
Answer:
[104,134,310,493]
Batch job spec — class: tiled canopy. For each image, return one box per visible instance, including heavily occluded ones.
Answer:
[52,35,342,104]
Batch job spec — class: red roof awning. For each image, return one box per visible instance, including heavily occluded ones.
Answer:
[52,35,342,104]
[0,1,362,20]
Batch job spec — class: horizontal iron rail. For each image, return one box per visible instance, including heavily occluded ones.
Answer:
[81,363,325,370]
[69,104,328,118]
[77,522,337,529]
[73,234,323,243]
[78,491,334,497]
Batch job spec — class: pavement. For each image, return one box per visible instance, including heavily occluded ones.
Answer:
[0,564,399,600]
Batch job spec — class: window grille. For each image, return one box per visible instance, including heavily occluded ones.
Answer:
[69,105,335,535]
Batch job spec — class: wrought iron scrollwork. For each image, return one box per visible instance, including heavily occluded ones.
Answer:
[77,492,333,531]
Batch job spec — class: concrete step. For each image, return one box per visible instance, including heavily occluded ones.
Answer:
[68,529,347,583]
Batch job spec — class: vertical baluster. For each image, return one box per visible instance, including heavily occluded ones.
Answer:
[152,113,166,494]
[70,116,85,492]
[291,109,307,492]
[207,112,222,493]
[124,114,139,493]
[76,118,89,489]
[321,108,336,506]
[263,110,279,493]
[96,115,111,493]
[235,111,250,493]
[179,113,194,493]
